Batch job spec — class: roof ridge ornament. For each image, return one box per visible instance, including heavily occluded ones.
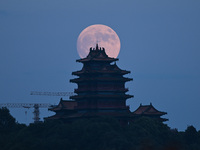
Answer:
[96,43,99,50]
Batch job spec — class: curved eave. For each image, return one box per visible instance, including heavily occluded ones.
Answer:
[72,70,130,76]
[74,88,129,93]
[70,77,133,83]
[70,94,133,99]
[132,114,168,122]
[49,108,75,112]
[161,118,169,122]
[142,112,167,116]
[133,111,167,116]
[48,105,75,112]
[76,58,119,63]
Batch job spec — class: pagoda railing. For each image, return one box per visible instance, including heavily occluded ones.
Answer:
[74,88,129,93]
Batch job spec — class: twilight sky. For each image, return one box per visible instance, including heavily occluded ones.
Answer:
[0,0,200,131]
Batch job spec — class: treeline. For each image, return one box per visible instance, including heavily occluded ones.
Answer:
[0,107,200,150]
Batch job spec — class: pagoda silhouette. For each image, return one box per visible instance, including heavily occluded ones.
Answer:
[47,44,167,123]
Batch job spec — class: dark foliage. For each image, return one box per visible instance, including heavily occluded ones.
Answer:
[0,107,16,132]
[0,108,200,150]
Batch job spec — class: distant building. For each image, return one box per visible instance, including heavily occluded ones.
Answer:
[48,98,77,120]
[46,44,167,124]
[132,103,168,122]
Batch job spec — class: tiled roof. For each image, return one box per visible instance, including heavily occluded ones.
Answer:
[72,64,130,76]
[70,76,132,83]
[70,94,133,99]
[76,44,118,63]
[74,88,129,93]
[133,103,167,115]
[47,111,132,120]
[49,98,77,111]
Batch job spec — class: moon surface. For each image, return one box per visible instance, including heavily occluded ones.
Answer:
[77,24,121,58]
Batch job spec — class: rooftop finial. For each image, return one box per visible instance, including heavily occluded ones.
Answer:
[96,42,99,50]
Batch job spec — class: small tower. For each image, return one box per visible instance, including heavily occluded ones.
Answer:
[33,104,40,123]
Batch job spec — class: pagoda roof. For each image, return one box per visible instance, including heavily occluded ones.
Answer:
[67,111,131,118]
[132,103,167,116]
[72,63,130,76]
[74,88,129,93]
[49,98,77,111]
[70,76,132,83]
[45,111,132,120]
[70,94,133,100]
[45,114,63,120]
[76,44,118,63]
[46,111,168,121]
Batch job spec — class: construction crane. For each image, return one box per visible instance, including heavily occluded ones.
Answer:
[30,91,74,96]
[0,103,53,123]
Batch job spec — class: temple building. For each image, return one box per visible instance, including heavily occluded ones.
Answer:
[132,103,168,122]
[46,44,167,123]
[48,98,77,120]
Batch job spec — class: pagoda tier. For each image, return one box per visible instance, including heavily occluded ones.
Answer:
[74,88,129,93]
[70,44,133,113]
[71,94,132,99]
[70,76,132,83]
[72,63,130,76]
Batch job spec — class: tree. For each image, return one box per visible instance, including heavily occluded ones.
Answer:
[0,107,16,133]
[184,125,198,145]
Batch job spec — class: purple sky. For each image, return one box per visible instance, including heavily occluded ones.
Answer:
[0,0,200,131]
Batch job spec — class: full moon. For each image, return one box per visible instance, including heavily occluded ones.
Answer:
[77,24,121,58]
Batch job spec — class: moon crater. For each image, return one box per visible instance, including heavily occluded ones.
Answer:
[77,24,121,58]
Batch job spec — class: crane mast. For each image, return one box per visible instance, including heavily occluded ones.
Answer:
[0,91,73,123]
[0,103,52,123]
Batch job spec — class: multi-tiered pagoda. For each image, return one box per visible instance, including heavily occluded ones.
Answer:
[47,44,133,123]
[69,44,133,122]
[47,44,167,123]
